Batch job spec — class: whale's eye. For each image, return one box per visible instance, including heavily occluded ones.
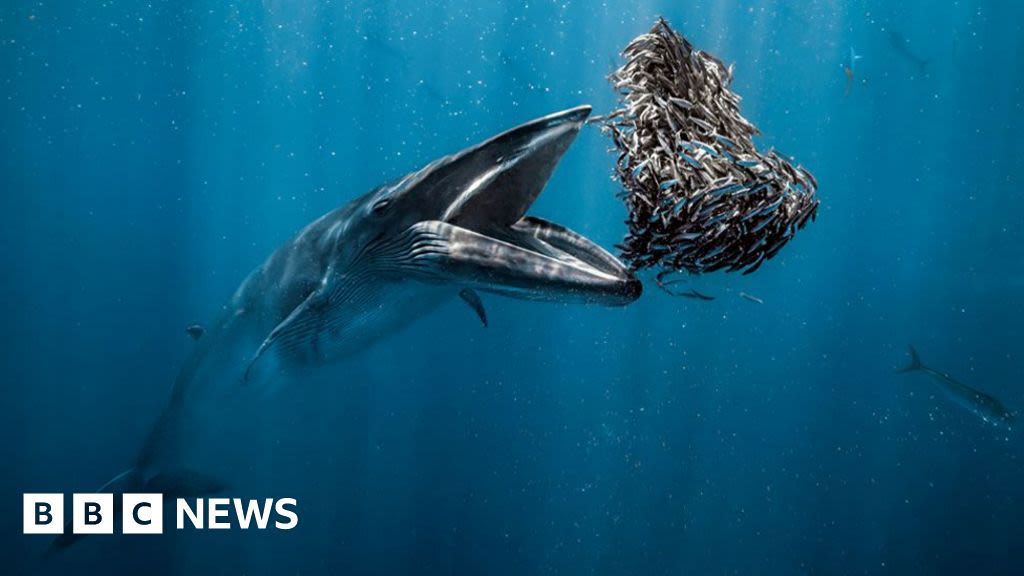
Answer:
[371,198,391,215]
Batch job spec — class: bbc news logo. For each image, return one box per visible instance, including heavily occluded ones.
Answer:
[23,494,298,534]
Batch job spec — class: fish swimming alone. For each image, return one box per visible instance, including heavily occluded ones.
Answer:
[843,47,863,96]
[678,288,715,301]
[739,292,763,304]
[898,345,1014,429]
[50,105,641,553]
[653,270,714,300]
[887,30,928,75]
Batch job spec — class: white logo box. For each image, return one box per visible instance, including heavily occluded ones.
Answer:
[23,493,163,535]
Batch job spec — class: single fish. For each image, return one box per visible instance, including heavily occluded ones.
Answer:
[887,30,928,75]
[843,47,863,96]
[653,271,714,300]
[739,291,763,304]
[631,159,650,179]
[694,141,719,157]
[678,288,715,301]
[714,134,740,150]
[670,96,693,109]
[741,252,766,275]
[679,153,702,168]
[897,346,1014,429]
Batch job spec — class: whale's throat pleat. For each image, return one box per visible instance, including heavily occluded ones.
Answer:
[246,267,448,376]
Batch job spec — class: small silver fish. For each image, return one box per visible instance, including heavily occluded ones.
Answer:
[739,292,764,304]
[679,153,702,168]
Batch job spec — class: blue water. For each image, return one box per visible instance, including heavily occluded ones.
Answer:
[3,1,1023,574]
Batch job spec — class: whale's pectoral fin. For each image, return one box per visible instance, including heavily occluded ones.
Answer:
[243,289,331,382]
[404,220,640,306]
[458,288,488,327]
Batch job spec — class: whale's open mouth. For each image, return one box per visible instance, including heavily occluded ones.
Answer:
[398,105,641,306]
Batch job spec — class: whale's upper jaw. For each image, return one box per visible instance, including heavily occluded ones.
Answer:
[437,104,593,232]
[379,105,592,231]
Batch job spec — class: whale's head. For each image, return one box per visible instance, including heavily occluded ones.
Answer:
[240,106,642,377]
[341,105,641,306]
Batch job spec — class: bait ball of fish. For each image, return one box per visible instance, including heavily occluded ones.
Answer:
[603,18,819,277]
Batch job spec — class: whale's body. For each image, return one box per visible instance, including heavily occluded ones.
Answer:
[52,105,641,553]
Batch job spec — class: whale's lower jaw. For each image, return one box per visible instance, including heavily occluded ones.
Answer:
[390,218,640,307]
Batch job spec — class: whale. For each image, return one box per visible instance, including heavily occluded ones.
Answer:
[50,105,641,553]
